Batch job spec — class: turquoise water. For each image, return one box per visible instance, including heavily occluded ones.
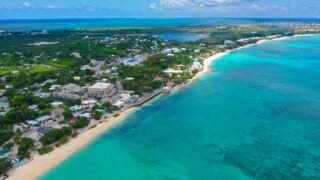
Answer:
[40,35,320,180]
[155,33,209,42]
[2,18,320,30]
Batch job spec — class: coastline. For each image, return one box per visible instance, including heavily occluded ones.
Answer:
[7,34,313,180]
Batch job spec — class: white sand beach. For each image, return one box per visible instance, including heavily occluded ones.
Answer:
[7,34,312,180]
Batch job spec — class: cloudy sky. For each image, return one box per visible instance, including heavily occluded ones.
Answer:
[0,0,319,19]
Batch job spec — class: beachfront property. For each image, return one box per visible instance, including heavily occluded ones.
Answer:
[88,82,113,97]
[0,148,12,159]
[113,100,125,108]
[62,83,82,96]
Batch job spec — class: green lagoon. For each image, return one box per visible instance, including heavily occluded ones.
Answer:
[40,35,320,180]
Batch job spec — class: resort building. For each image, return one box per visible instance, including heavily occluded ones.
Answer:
[88,82,113,97]
[62,83,82,96]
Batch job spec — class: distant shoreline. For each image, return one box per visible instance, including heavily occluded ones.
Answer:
[7,33,314,180]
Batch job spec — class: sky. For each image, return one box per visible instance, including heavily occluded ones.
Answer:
[0,0,320,19]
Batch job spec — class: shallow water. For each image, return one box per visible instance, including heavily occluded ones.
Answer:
[40,35,320,180]
[2,18,320,30]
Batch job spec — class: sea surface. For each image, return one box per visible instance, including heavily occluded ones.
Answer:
[155,33,209,42]
[1,18,320,30]
[40,35,320,180]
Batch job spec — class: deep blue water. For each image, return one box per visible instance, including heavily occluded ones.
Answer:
[1,18,320,30]
[40,35,320,180]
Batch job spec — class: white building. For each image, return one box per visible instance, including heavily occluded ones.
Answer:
[113,100,125,108]
[88,82,113,97]
[82,99,98,107]
[51,102,63,108]
[164,68,183,74]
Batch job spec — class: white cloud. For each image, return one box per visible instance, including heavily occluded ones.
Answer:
[149,0,254,12]
[250,4,287,11]
[149,2,157,9]
[23,2,31,7]
[45,5,58,9]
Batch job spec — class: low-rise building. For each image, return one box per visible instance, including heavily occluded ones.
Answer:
[62,83,82,96]
[25,120,40,127]
[82,99,98,107]
[69,105,83,112]
[51,108,65,118]
[35,115,52,124]
[113,100,125,108]
[51,102,63,108]
[88,82,113,97]
[164,68,183,74]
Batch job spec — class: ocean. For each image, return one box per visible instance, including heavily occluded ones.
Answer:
[1,18,320,30]
[40,35,320,180]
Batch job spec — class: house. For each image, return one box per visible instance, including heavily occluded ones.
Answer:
[25,120,40,127]
[74,76,81,81]
[120,94,131,102]
[49,85,61,91]
[13,124,24,132]
[191,61,202,70]
[34,92,50,98]
[88,82,113,97]
[51,108,65,118]
[69,105,83,112]
[51,102,63,108]
[194,49,200,53]
[78,113,91,119]
[62,83,82,95]
[113,100,125,108]
[81,65,91,71]
[167,82,175,88]
[28,105,38,110]
[0,102,9,109]
[0,148,12,159]
[5,85,13,89]
[82,99,98,107]
[70,52,81,58]
[37,127,53,136]
[224,40,235,46]
[35,115,52,123]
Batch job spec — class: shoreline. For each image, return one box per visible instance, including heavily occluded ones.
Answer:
[7,33,313,180]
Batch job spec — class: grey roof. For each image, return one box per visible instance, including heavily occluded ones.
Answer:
[37,127,53,135]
